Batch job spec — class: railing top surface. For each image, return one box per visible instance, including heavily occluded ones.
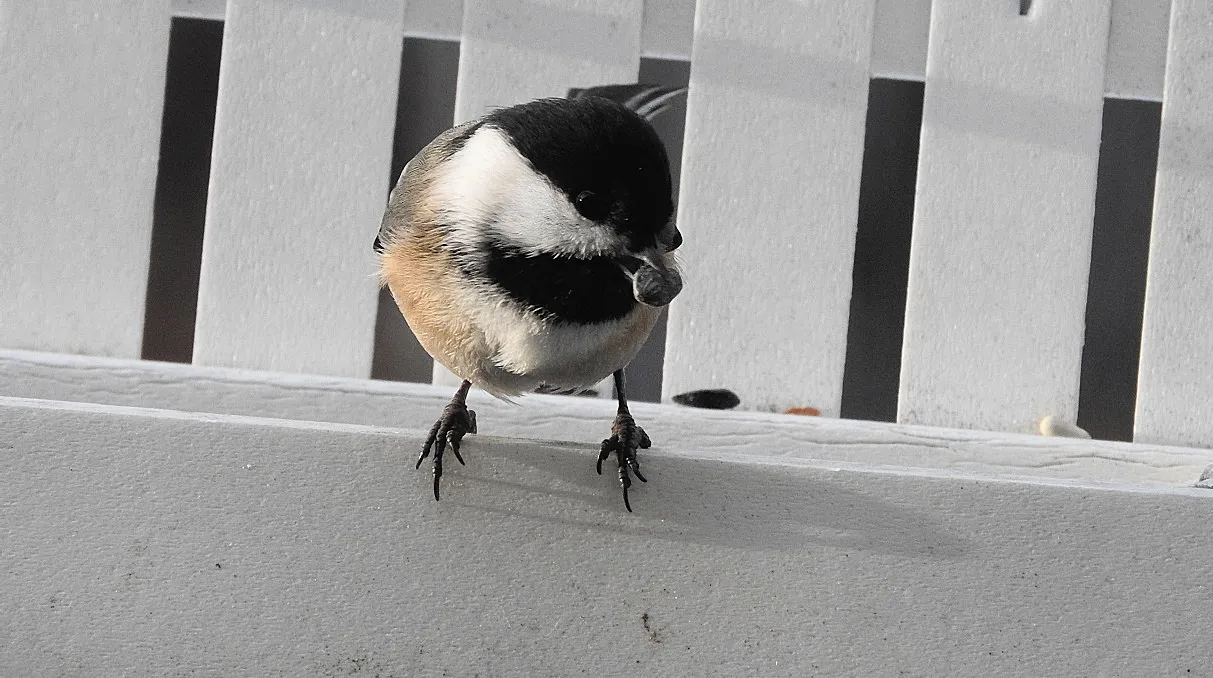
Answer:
[5,391,1213,674]
[5,349,1211,488]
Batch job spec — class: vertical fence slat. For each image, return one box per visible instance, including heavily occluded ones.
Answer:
[192,0,404,378]
[404,0,464,39]
[898,0,1112,433]
[1134,0,1213,448]
[1105,0,1171,101]
[454,0,644,125]
[661,0,876,415]
[871,0,931,82]
[0,2,170,358]
[431,0,645,390]
[640,0,695,60]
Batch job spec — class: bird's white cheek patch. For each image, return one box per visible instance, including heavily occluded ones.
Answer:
[429,126,621,258]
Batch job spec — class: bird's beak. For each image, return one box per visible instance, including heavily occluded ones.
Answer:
[619,249,682,308]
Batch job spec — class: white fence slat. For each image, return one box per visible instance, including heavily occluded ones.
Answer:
[453,0,644,124]
[403,0,463,40]
[1134,0,1213,449]
[898,0,1112,433]
[661,0,877,415]
[1104,0,1170,101]
[0,2,170,358]
[871,0,931,83]
[192,0,404,378]
[640,0,695,60]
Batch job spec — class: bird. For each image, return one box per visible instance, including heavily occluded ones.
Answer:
[374,83,687,511]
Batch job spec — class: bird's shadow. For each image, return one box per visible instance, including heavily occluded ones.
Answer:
[438,435,971,560]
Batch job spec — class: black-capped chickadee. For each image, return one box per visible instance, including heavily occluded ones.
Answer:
[375,84,686,511]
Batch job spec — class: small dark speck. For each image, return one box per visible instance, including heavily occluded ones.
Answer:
[672,388,740,410]
[641,612,662,643]
[215,563,222,569]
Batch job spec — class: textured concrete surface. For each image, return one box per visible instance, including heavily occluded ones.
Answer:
[4,396,1213,675]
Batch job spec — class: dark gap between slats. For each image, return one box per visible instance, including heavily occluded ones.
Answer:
[141,18,223,363]
[1077,99,1160,441]
[840,79,924,422]
[370,38,460,384]
[624,57,691,403]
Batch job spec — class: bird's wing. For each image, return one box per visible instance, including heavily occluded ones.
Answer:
[566,83,688,122]
[375,120,481,253]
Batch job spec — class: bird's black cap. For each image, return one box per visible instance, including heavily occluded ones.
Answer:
[484,96,675,248]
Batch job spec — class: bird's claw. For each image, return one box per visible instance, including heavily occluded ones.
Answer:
[596,412,651,512]
[417,401,477,500]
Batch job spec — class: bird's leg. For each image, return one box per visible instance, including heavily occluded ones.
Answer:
[417,379,477,501]
[596,369,651,511]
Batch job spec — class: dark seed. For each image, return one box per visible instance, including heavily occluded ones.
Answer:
[633,263,682,307]
[672,388,740,410]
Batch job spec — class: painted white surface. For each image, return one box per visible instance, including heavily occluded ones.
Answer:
[1105,0,1171,100]
[640,0,696,60]
[192,0,403,378]
[899,0,1111,433]
[172,0,461,39]
[663,0,875,415]
[870,0,932,83]
[453,0,644,124]
[403,0,463,40]
[12,349,1210,487]
[0,1,170,358]
[1134,0,1213,449]
[867,0,1169,101]
[169,0,226,21]
[4,395,1213,675]
[868,0,1168,100]
[168,0,1168,101]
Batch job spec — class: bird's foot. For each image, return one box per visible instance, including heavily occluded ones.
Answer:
[417,400,477,501]
[596,412,651,512]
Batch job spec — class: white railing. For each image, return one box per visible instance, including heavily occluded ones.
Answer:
[4,1,1213,672]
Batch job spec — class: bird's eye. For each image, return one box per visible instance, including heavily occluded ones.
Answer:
[574,190,611,221]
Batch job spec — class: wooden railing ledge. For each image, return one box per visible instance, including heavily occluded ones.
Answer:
[3,394,1212,674]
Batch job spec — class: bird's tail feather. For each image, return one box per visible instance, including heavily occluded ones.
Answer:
[566,83,688,122]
